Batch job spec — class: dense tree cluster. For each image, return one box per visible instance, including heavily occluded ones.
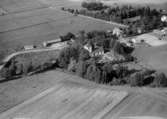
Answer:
[0,51,60,79]
[58,45,80,68]
[81,2,107,11]
[60,32,75,42]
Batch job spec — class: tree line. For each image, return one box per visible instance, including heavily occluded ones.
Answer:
[62,2,167,35]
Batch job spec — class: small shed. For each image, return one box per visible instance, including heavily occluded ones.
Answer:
[24,45,36,50]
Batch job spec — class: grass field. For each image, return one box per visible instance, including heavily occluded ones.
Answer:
[133,44,167,74]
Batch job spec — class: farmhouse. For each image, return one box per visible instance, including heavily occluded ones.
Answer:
[99,50,125,63]
[84,43,93,53]
[112,27,123,37]
[91,47,104,57]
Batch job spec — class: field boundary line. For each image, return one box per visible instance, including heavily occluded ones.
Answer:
[0,83,63,119]
[92,92,128,119]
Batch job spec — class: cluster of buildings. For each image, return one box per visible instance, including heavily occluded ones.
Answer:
[84,42,126,63]
[83,27,127,63]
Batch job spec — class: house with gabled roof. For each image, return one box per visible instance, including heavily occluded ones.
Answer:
[99,50,125,63]
[83,43,93,53]
[91,47,104,57]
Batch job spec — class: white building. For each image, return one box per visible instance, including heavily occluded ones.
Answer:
[161,15,167,22]
[83,43,93,53]
[112,27,122,37]
[24,45,36,50]
[91,48,104,57]
[99,50,125,63]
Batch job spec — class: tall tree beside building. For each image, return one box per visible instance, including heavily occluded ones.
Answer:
[79,49,90,61]
[152,73,167,87]
[76,60,88,78]
[86,63,101,83]
[129,72,144,87]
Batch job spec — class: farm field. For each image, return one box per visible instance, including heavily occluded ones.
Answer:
[0,82,127,119]
[1,70,167,119]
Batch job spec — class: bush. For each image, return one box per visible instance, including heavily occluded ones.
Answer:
[58,46,79,68]
[114,65,129,78]
[60,32,75,42]
[68,58,77,72]
[76,61,88,77]
[129,72,144,87]
[81,2,106,11]
[0,61,16,79]
[151,73,167,87]
[79,49,90,61]
[101,63,115,84]
[85,63,101,83]
[0,68,12,79]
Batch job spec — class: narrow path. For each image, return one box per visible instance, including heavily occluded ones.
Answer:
[0,47,60,71]
[78,14,128,28]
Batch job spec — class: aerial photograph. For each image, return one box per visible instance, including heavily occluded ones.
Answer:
[0,0,167,119]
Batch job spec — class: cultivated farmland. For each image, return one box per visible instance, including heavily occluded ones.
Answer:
[1,70,167,119]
